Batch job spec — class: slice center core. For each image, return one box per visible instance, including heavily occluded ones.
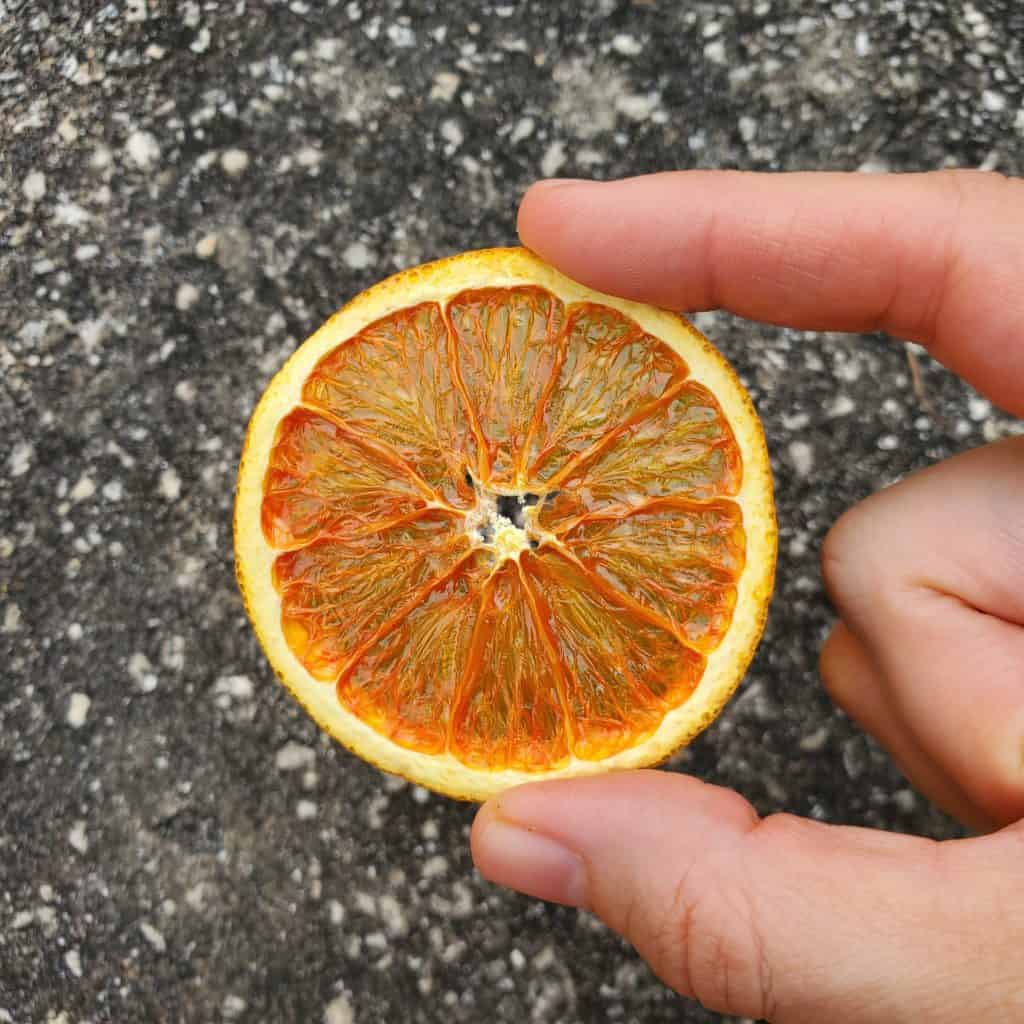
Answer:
[491,521,531,560]
[464,485,545,562]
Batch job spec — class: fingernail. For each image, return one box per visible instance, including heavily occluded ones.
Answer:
[531,177,595,190]
[473,814,588,907]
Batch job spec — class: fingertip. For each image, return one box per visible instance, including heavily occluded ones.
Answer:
[478,771,757,860]
[516,174,701,308]
[517,178,594,253]
[515,182,544,249]
[470,795,588,907]
[469,796,504,866]
[524,178,594,192]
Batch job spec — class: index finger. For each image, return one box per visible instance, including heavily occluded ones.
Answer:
[518,170,1024,417]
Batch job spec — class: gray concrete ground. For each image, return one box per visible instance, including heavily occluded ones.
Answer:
[2,1,1023,1021]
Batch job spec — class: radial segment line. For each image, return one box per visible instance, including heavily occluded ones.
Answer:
[441,303,493,485]
[515,559,577,752]
[524,551,643,731]
[504,579,523,768]
[500,290,514,370]
[335,547,480,688]
[445,571,497,752]
[268,506,467,555]
[515,302,570,489]
[550,494,745,540]
[341,506,465,539]
[524,321,648,480]
[295,401,462,512]
[541,375,692,490]
[539,542,709,660]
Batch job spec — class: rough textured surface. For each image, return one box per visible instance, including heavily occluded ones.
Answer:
[2,1,1023,1021]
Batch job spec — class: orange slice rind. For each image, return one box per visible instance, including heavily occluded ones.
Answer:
[234,247,776,800]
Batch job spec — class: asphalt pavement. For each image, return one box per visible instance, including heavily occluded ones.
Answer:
[3,1,1023,1021]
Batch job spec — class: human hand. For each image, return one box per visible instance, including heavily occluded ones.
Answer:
[471,170,1024,1022]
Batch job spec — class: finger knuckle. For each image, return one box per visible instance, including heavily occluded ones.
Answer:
[817,626,851,702]
[658,835,776,1018]
[821,492,911,624]
[820,502,871,602]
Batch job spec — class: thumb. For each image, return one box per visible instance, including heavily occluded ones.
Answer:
[471,771,1017,1022]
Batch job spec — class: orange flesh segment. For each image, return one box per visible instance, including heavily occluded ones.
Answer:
[559,498,745,654]
[272,511,469,681]
[261,408,428,548]
[447,287,564,487]
[537,381,742,532]
[450,562,570,770]
[527,303,688,483]
[522,548,705,761]
[260,290,745,770]
[303,302,475,507]
[338,553,489,754]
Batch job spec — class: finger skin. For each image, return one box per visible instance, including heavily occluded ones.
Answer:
[509,171,1024,1019]
[518,170,1024,416]
[472,772,1024,1022]
[820,622,994,833]
[822,438,1024,827]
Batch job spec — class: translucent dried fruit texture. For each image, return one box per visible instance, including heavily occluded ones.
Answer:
[523,548,705,761]
[303,302,475,507]
[528,302,689,483]
[259,285,748,772]
[451,562,570,770]
[261,408,430,547]
[447,287,564,487]
[560,499,744,653]
[273,511,471,681]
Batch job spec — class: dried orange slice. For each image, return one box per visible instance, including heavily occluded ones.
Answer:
[235,248,776,799]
